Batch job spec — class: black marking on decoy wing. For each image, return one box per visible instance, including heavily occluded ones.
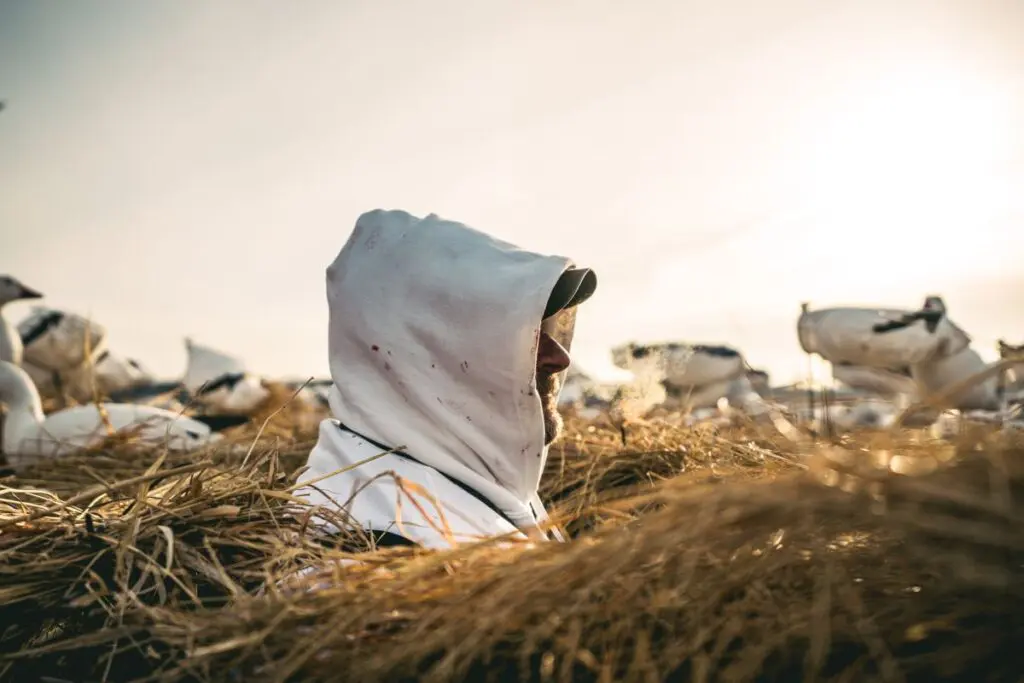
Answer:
[190,413,250,432]
[20,311,64,346]
[630,345,652,359]
[872,315,916,334]
[693,344,740,358]
[195,372,246,397]
[874,296,947,334]
[108,380,184,403]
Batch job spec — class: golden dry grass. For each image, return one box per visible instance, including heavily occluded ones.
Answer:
[0,403,1022,682]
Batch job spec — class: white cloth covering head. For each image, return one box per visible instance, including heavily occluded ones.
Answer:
[297,209,593,548]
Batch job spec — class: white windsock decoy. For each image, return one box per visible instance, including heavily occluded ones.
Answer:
[0,276,43,365]
[611,342,747,388]
[17,306,108,373]
[0,361,245,470]
[798,296,970,370]
[182,338,270,414]
[830,363,920,398]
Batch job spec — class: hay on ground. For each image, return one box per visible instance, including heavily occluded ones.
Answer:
[0,416,1022,682]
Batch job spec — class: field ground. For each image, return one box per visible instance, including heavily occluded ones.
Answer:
[1,404,1022,682]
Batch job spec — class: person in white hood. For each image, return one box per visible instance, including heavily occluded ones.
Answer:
[295,209,597,550]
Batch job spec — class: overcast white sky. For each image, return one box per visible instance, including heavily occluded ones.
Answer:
[3,0,1023,384]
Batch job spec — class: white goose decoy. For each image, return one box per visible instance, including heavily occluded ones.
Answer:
[612,341,747,388]
[0,276,43,365]
[17,306,108,373]
[798,296,970,370]
[612,341,755,412]
[182,338,270,415]
[0,360,243,470]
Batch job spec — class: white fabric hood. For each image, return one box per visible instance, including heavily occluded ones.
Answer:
[298,209,577,544]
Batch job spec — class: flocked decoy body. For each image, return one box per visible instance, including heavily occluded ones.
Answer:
[0,361,245,470]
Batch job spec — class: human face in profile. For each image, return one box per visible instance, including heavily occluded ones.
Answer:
[536,329,571,444]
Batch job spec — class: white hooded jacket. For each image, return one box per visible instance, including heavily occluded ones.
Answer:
[295,210,579,549]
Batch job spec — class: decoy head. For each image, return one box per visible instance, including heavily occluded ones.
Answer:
[0,276,42,306]
[872,295,948,335]
[918,295,946,333]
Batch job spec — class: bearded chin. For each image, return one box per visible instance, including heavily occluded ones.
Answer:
[544,408,564,445]
[537,372,564,445]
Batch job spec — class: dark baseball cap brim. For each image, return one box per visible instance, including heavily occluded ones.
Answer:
[544,267,597,319]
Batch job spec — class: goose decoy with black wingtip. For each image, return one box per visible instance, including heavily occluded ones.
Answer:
[0,360,229,470]
[611,341,746,388]
[17,306,108,373]
[798,298,970,370]
[183,338,270,414]
[0,276,43,365]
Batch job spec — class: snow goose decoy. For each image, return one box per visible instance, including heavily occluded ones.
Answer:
[17,306,108,373]
[612,341,751,411]
[0,276,43,365]
[0,360,247,470]
[182,338,271,415]
[612,341,747,389]
[798,296,970,370]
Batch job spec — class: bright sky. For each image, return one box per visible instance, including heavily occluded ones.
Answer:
[3,0,1023,384]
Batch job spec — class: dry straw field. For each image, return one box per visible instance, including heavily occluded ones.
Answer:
[1,393,1022,682]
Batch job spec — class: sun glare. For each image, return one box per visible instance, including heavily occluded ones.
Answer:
[802,64,1012,274]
